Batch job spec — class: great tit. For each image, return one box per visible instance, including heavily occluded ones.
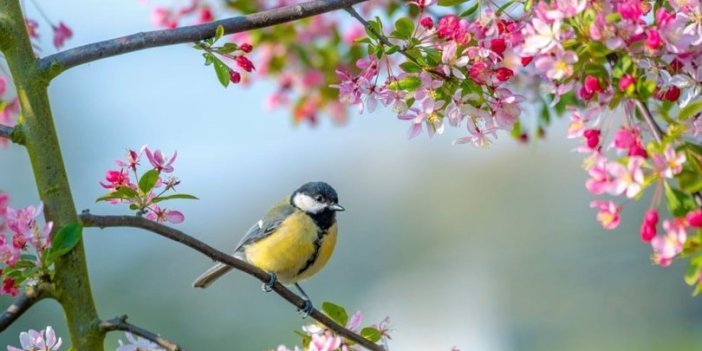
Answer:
[192,181,344,315]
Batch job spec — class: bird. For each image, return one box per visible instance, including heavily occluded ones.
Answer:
[192,181,344,315]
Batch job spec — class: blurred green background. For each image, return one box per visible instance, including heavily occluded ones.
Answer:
[1,1,702,350]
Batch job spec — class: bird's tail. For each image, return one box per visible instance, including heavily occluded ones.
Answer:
[192,263,233,288]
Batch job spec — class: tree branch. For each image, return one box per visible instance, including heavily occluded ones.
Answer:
[634,99,702,206]
[0,283,49,332]
[79,212,383,351]
[0,124,24,145]
[100,315,186,351]
[37,0,368,81]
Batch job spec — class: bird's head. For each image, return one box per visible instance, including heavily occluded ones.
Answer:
[291,181,344,214]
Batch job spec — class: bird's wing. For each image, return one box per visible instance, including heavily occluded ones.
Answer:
[232,197,296,253]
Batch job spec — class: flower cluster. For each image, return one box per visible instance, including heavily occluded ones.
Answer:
[0,193,55,296]
[195,25,256,87]
[335,6,527,146]
[97,146,197,224]
[274,302,392,351]
[0,76,20,148]
[7,326,62,351]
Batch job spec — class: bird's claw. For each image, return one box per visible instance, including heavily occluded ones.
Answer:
[261,273,277,292]
[298,299,313,318]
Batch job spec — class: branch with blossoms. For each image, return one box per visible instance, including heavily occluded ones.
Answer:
[332,0,702,295]
[37,0,368,80]
[78,212,385,351]
[100,315,185,351]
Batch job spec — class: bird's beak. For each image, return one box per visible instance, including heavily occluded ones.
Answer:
[329,203,345,211]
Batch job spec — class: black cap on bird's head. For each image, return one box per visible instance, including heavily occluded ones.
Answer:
[291,181,345,214]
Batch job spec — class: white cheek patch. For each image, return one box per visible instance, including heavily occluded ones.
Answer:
[293,193,326,214]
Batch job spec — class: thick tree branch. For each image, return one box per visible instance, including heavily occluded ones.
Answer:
[634,99,702,206]
[79,212,383,351]
[100,315,186,351]
[37,0,368,80]
[0,283,49,332]
[0,124,24,145]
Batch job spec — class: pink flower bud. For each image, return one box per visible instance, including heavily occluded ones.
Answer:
[235,56,255,72]
[229,70,241,84]
[584,75,604,93]
[687,209,702,228]
[628,143,649,158]
[490,38,506,57]
[521,56,533,66]
[494,67,514,82]
[198,7,214,23]
[645,29,662,50]
[420,16,434,29]
[583,129,601,149]
[645,209,659,225]
[240,43,253,53]
[640,223,656,242]
[618,75,636,91]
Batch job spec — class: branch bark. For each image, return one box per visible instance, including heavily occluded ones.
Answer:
[100,315,186,351]
[0,124,24,145]
[38,0,368,81]
[79,212,383,351]
[0,284,49,332]
[634,99,702,206]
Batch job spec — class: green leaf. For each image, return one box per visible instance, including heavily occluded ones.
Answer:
[361,327,382,342]
[636,80,657,100]
[679,169,702,193]
[438,0,469,5]
[679,100,702,120]
[393,17,414,40]
[213,58,231,87]
[399,61,421,73]
[321,302,348,326]
[664,182,697,217]
[685,257,702,285]
[214,25,224,42]
[47,222,82,261]
[218,42,239,54]
[139,169,160,194]
[95,186,138,202]
[151,194,199,203]
[495,0,516,15]
[388,76,422,91]
[694,282,702,296]
[459,1,480,17]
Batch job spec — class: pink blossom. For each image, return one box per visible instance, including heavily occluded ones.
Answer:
[52,22,73,49]
[618,75,636,91]
[7,326,62,351]
[0,241,20,266]
[308,332,342,351]
[0,193,8,217]
[609,157,645,198]
[0,98,20,125]
[521,18,561,55]
[618,0,644,20]
[116,147,145,171]
[590,200,621,229]
[441,42,469,79]
[534,48,577,80]
[1,278,18,296]
[652,145,686,178]
[492,88,525,128]
[585,159,612,195]
[25,19,39,39]
[566,107,597,139]
[100,169,131,190]
[144,147,177,173]
[687,209,702,228]
[146,205,184,224]
[420,16,434,29]
[151,7,178,28]
[651,219,687,266]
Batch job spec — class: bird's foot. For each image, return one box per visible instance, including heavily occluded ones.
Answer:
[297,299,313,318]
[261,272,277,292]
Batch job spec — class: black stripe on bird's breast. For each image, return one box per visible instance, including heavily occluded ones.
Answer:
[296,225,331,276]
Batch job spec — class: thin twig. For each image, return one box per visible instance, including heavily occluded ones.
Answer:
[79,212,383,351]
[344,6,450,80]
[634,99,702,206]
[100,315,186,351]
[37,0,368,80]
[0,283,48,332]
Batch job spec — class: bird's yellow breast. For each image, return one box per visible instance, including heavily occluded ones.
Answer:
[244,211,337,285]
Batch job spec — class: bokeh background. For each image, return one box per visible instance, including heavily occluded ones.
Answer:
[1,1,702,350]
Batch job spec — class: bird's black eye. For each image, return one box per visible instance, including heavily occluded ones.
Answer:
[315,195,324,202]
